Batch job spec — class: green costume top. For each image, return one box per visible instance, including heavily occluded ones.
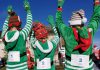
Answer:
[30,17,59,70]
[1,1,32,70]
[56,2,100,70]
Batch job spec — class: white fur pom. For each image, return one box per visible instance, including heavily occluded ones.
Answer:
[82,17,87,23]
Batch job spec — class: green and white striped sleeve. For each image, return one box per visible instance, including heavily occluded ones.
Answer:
[1,16,10,38]
[20,10,32,40]
[88,5,100,36]
[51,26,59,46]
[30,31,36,48]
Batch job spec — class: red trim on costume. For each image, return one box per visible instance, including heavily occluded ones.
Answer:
[73,28,92,52]
[72,28,79,41]
[94,2,100,5]
[80,32,92,51]
[27,48,34,69]
[57,8,62,11]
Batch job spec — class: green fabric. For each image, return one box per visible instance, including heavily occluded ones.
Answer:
[58,0,65,7]
[76,27,89,38]
[56,4,100,70]
[88,5,100,36]
[30,15,59,70]
[47,15,55,27]
[24,0,30,11]
[7,5,13,12]
[20,10,32,40]
[6,62,28,70]
[1,1,32,70]
[1,16,10,38]
[33,40,56,70]
[5,31,18,51]
[6,31,27,64]
[34,64,55,70]
[65,59,93,70]
[56,5,100,56]
[7,31,17,40]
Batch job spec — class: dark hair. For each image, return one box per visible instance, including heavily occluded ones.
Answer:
[8,11,17,16]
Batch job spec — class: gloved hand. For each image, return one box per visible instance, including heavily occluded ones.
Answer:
[24,0,30,11]
[47,15,55,27]
[58,0,65,7]
[7,5,15,16]
[7,5,12,13]
[7,5,13,13]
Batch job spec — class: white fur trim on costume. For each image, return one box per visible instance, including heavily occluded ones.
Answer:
[0,39,2,41]
[88,28,93,32]
[82,17,87,23]
[35,40,53,53]
[5,31,19,42]
[18,16,20,22]
[69,20,82,25]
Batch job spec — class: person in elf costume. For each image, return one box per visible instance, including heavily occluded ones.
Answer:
[1,0,32,70]
[56,0,100,70]
[30,16,59,70]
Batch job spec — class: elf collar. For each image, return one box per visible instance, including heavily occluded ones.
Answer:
[5,30,19,42]
[35,40,53,53]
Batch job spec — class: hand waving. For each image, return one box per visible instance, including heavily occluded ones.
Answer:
[7,5,13,13]
[58,0,65,7]
[24,0,30,11]
[47,15,55,27]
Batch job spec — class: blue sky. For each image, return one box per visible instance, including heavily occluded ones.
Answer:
[0,0,100,47]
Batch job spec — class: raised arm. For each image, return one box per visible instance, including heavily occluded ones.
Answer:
[56,0,65,28]
[56,0,70,36]
[1,6,13,38]
[20,0,32,40]
[88,0,100,36]
[1,16,9,39]
[47,15,59,46]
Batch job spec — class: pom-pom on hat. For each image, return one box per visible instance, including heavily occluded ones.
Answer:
[69,9,87,26]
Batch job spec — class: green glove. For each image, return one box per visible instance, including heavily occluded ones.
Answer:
[47,15,55,27]
[58,0,65,7]
[7,6,13,13]
[24,0,30,11]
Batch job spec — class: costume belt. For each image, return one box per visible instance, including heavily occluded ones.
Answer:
[20,52,26,57]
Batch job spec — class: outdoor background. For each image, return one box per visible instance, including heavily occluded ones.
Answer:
[0,0,100,47]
